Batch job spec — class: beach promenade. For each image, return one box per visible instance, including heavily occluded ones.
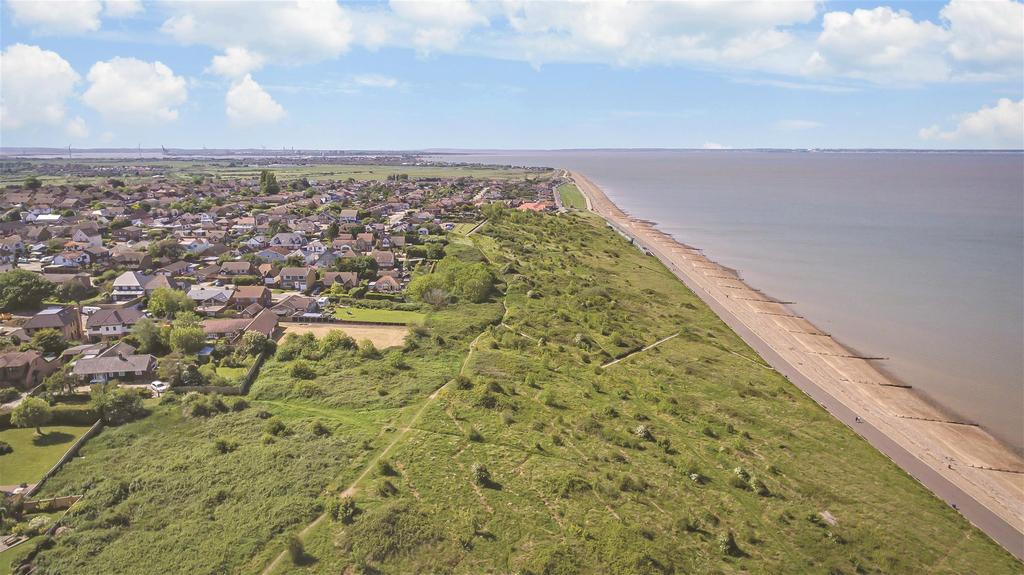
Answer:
[570,170,1024,560]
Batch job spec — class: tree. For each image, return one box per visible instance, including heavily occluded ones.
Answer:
[148,238,183,261]
[44,366,76,397]
[148,288,194,319]
[238,331,269,357]
[170,325,206,354]
[0,270,55,311]
[133,318,167,355]
[24,176,42,190]
[335,255,378,279]
[259,170,280,195]
[29,329,68,355]
[325,222,339,240]
[11,397,51,435]
[55,281,97,303]
[91,384,145,425]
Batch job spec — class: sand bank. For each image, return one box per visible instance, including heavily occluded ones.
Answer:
[570,170,1024,560]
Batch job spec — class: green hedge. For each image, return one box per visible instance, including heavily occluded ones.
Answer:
[0,404,100,430]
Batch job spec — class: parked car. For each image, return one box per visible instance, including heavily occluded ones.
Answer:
[149,381,170,395]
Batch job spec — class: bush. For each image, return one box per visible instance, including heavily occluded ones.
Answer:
[0,387,19,403]
[213,437,238,454]
[466,425,483,442]
[377,459,397,476]
[287,536,307,565]
[472,463,491,486]
[357,340,380,359]
[229,398,250,412]
[329,496,357,524]
[311,420,331,437]
[0,440,12,455]
[290,361,316,380]
[265,417,287,436]
[633,424,654,441]
[718,530,742,557]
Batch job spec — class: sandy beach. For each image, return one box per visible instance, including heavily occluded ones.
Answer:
[570,170,1024,560]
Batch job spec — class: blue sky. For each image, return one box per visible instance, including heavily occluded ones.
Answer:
[1,0,1021,150]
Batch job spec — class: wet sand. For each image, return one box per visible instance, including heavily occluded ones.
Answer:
[570,170,1024,560]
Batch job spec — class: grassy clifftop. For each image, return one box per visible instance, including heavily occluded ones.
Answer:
[29,210,1017,574]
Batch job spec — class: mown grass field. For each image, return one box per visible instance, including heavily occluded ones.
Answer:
[22,210,1019,574]
[332,307,426,325]
[558,181,587,209]
[0,425,91,486]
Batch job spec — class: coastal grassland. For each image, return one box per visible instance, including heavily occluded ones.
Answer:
[0,425,91,486]
[273,210,1018,574]
[557,181,587,209]
[24,288,502,573]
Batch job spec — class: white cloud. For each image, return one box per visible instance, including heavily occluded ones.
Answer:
[226,75,286,125]
[104,0,143,18]
[66,116,89,139]
[207,47,266,78]
[919,98,1024,147]
[353,74,399,88]
[388,0,489,54]
[0,44,80,130]
[162,0,353,64]
[810,7,951,83]
[83,58,188,124]
[702,142,729,150]
[775,119,823,131]
[941,0,1024,67]
[8,0,102,34]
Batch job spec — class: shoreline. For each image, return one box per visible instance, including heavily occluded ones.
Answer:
[569,170,1024,560]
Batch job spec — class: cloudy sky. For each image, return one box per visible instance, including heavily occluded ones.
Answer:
[1,0,1022,149]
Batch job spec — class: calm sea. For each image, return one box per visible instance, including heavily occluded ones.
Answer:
[430,150,1024,452]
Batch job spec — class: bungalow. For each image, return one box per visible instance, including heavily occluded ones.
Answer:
[339,209,360,223]
[202,308,279,341]
[220,260,255,276]
[256,247,290,263]
[187,286,235,315]
[0,350,58,389]
[372,274,402,293]
[53,251,90,268]
[85,307,144,340]
[270,232,306,249]
[72,343,156,383]
[23,306,81,340]
[355,232,375,252]
[372,250,395,270]
[156,260,192,276]
[277,267,316,292]
[111,271,149,301]
[321,271,358,290]
[271,294,320,318]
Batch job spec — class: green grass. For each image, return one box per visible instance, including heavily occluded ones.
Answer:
[451,222,482,235]
[0,534,44,574]
[558,181,587,209]
[0,425,91,485]
[215,365,248,384]
[0,160,549,186]
[333,307,426,325]
[21,210,1020,574]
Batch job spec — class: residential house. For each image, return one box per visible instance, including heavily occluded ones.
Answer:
[321,271,359,290]
[372,249,395,270]
[53,251,90,268]
[220,260,255,277]
[372,274,402,293]
[277,267,316,292]
[202,308,279,341]
[270,232,305,249]
[23,306,81,340]
[85,307,144,340]
[186,286,235,315]
[271,295,320,318]
[233,285,271,310]
[72,343,156,383]
[0,351,57,389]
[111,271,149,301]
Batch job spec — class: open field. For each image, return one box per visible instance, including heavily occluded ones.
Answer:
[333,307,426,325]
[282,323,410,349]
[557,181,587,209]
[20,211,1019,574]
[0,425,91,486]
[0,160,550,186]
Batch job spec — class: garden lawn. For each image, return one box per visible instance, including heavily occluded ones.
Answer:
[0,425,91,486]
[333,307,426,325]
